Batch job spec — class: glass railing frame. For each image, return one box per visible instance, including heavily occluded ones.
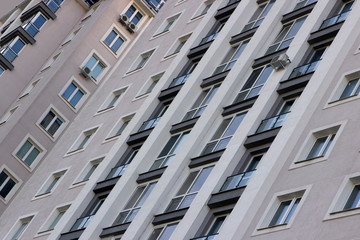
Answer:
[219,170,255,192]
[288,59,321,79]
[319,10,351,30]
[255,111,290,134]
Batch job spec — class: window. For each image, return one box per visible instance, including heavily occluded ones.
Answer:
[183,84,220,121]
[220,155,262,192]
[115,182,157,225]
[0,66,4,77]
[148,222,179,240]
[0,106,18,125]
[128,49,154,73]
[83,55,106,80]
[199,22,224,45]
[269,197,301,227]
[319,0,353,29]
[104,29,125,54]
[0,169,17,200]
[62,27,81,46]
[305,133,335,160]
[36,170,66,196]
[256,98,296,133]
[19,79,39,99]
[137,73,163,97]
[68,128,97,153]
[71,197,106,231]
[75,158,103,183]
[0,37,26,63]
[154,14,180,36]
[193,0,214,19]
[168,61,199,88]
[41,52,61,71]
[44,0,63,12]
[15,138,42,168]
[106,149,138,179]
[39,205,70,233]
[233,65,273,103]
[149,131,190,171]
[198,215,227,239]
[21,12,47,37]
[294,0,317,10]
[213,39,249,75]
[124,5,143,25]
[201,112,246,155]
[343,184,360,210]
[138,103,169,132]
[62,81,85,108]
[265,16,307,55]
[242,0,275,32]
[99,88,126,112]
[8,216,33,240]
[39,110,64,137]
[166,34,191,57]
[165,166,213,212]
[107,115,133,140]
[339,78,360,100]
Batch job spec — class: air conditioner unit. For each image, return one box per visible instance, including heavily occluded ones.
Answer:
[270,53,291,71]
[80,66,92,79]
[127,22,137,33]
[119,14,129,25]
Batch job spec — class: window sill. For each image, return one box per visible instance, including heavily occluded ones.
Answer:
[253,223,290,236]
[152,30,170,39]
[326,95,360,110]
[324,207,360,221]
[289,156,327,170]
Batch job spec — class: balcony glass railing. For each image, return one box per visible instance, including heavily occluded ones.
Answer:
[168,74,191,88]
[0,47,17,62]
[255,112,289,133]
[219,170,255,192]
[199,32,219,45]
[192,234,218,240]
[288,60,321,79]
[70,215,94,231]
[227,0,240,5]
[106,164,129,180]
[319,11,350,30]
[143,0,166,13]
[138,117,161,132]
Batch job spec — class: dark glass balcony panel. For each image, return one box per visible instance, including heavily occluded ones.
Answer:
[138,117,161,132]
[256,112,289,133]
[219,170,255,192]
[70,215,94,231]
[288,60,321,79]
[191,234,218,240]
[106,164,129,180]
[319,11,350,30]
[169,74,190,88]
[199,32,218,45]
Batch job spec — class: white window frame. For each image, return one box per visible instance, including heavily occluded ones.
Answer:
[153,13,181,37]
[37,105,68,140]
[123,3,144,26]
[12,135,46,171]
[191,0,215,20]
[34,169,67,198]
[255,186,310,234]
[164,33,191,58]
[81,51,109,83]
[19,79,40,99]
[5,215,34,240]
[21,12,47,38]
[149,221,179,240]
[127,49,155,74]
[0,36,26,63]
[290,123,344,169]
[135,72,164,99]
[41,51,61,72]
[73,157,104,185]
[98,87,127,113]
[242,0,275,32]
[37,204,70,235]
[105,113,134,141]
[61,27,81,46]
[328,70,360,107]
[59,78,88,111]
[66,127,98,155]
[0,165,21,203]
[0,106,18,126]
[102,25,126,56]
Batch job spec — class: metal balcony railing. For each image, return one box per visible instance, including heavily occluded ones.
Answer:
[219,170,255,192]
[106,164,129,180]
[168,74,191,88]
[70,215,94,231]
[138,117,161,132]
[255,112,290,133]
[319,10,350,30]
[288,60,321,79]
[191,234,218,240]
[199,32,219,45]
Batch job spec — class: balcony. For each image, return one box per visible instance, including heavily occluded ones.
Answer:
[288,60,320,79]
[199,32,218,46]
[191,234,218,240]
[219,170,254,192]
[138,117,161,132]
[319,11,350,30]
[169,74,190,88]
[106,164,128,180]
[70,215,94,231]
[255,112,289,133]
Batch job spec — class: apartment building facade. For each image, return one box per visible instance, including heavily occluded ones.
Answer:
[1,0,360,239]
